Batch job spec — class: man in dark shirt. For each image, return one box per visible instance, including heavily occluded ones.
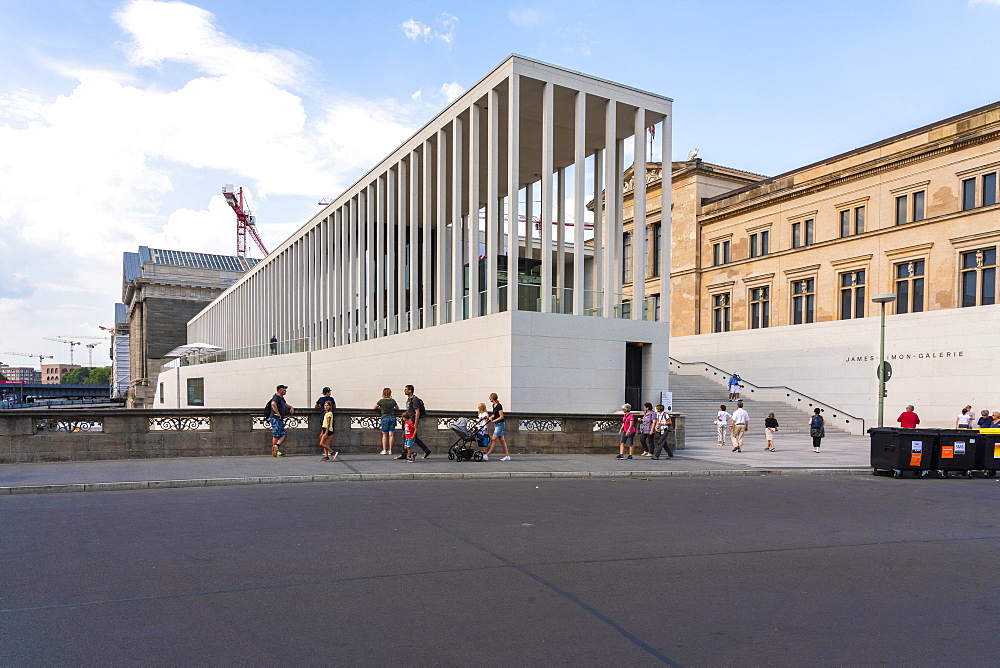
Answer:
[268,385,294,456]
[401,384,431,458]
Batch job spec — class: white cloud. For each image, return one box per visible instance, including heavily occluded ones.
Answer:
[401,13,458,46]
[440,82,465,103]
[0,0,450,361]
[970,0,1000,5]
[508,8,545,29]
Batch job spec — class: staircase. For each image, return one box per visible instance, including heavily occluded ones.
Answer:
[669,372,851,439]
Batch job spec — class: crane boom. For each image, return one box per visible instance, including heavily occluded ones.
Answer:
[4,352,54,365]
[223,185,269,257]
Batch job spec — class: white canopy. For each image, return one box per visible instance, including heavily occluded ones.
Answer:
[164,342,224,358]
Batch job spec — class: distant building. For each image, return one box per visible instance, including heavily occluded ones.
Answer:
[123,246,259,407]
[41,364,80,384]
[0,366,42,384]
[112,303,130,398]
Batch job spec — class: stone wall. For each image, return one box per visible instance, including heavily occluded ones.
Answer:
[0,409,685,463]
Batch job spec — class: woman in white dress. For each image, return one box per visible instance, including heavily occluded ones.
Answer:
[716,404,731,447]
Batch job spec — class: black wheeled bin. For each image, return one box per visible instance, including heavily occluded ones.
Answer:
[932,429,979,478]
[974,428,1000,476]
[869,427,936,478]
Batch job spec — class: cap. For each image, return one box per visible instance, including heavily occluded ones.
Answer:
[276,384,288,391]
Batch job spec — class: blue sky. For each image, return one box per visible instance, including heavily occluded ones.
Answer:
[2,0,1000,366]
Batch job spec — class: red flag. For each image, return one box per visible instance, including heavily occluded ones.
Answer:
[647,125,656,139]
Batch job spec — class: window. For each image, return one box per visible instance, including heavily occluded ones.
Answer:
[792,222,801,249]
[712,293,731,333]
[839,270,866,320]
[648,224,661,277]
[962,172,997,210]
[622,232,632,283]
[961,248,997,307]
[839,206,865,237]
[963,178,977,210]
[895,191,925,224]
[895,195,908,224]
[712,240,731,266]
[186,378,205,406]
[912,191,925,222]
[894,260,925,314]
[749,286,770,329]
[159,382,164,404]
[792,278,815,324]
[749,230,769,258]
[805,219,814,245]
[984,173,997,207]
[792,220,813,248]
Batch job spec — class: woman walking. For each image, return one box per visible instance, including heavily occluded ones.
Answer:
[764,412,779,451]
[616,404,637,460]
[373,388,399,455]
[809,408,825,453]
[485,392,511,461]
[956,406,975,429]
[638,402,656,456]
[716,404,731,447]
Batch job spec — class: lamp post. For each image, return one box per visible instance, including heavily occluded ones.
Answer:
[871,293,896,427]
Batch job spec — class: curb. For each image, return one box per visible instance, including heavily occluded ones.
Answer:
[0,468,873,495]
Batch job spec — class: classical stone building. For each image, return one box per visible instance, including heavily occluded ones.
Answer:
[123,247,259,407]
[623,102,1000,426]
[41,364,80,384]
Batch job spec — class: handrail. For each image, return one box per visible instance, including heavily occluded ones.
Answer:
[668,356,865,433]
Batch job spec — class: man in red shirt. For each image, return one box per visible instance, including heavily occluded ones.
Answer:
[897,405,920,428]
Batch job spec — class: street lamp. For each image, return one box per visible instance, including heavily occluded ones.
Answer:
[871,293,896,427]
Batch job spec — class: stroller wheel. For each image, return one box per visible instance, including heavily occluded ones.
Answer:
[473,451,483,461]
[448,451,455,460]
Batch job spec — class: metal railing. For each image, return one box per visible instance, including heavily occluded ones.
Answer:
[668,357,865,435]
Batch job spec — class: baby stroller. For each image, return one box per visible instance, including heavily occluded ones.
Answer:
[448,417,487,462]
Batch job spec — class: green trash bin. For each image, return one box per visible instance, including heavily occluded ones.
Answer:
[869,427,936,478]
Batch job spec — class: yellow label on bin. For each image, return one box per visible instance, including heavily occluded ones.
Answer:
[995,444,1000,458]
[941,445,954,459]
[910,453,922,466]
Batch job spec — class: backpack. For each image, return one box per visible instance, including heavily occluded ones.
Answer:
[811,414,823,428]
[264,401,273,419]
[413,395,427,417]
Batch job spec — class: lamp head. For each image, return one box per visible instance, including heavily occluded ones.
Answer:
[871,294,896,304]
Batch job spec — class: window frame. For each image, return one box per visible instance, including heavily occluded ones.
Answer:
[838,269,866,320]
[893,259,926,314]
[960,247,997,308]
[711,292,731,333]
[791,277,816,325]
[749,285,770,329]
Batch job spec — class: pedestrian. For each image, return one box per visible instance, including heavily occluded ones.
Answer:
[314,387,336,452]
[764,412,779,451]
[810,408,825,453]
[401,385,432,459]
[401,412,416,462]
[727,373,742,400]
[616,403,636,460]
[716,404,731,447]
[269,334,278,355]
[956,406,975,429]
[486,392,511,461]
[992,411,1000,427]
[373,388,399,456]
[638,402,656,456]
[267,384,294,457]
[977,409,993,429]
[729,401,749,452]
[651,404,674,459]
[475,402,491,457]
[897,405,920,429]
[319,401,337,461]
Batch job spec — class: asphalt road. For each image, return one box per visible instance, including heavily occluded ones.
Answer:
[2,476,999,666]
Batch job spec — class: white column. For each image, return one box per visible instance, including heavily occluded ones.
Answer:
[387,167,397,335]
[573,90,586,316]
[660,116,672,325]
[507,73,520,314]
[602,100,617,318]
[422,140,432,327]
[615,137,625,307]
[525,181,535,260]
[468,104,481,318]
[633,107,647,320]
[334,207,342,345]
[540,82,554,313]
[436,128,447,324]
[409,151,419,330]
[348,196,357,343]
[375,176,385,337]
[398,160,408,332]
[556,166,566,310]
[486,88,500,315]
[451,116,463,323]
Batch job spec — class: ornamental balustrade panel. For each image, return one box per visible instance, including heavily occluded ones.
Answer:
[35,419,104,433]
[251,416,310,430]
[148,416,211,431]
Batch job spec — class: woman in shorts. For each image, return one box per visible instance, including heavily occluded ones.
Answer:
[373,388,399,455]
[616,404,636,460]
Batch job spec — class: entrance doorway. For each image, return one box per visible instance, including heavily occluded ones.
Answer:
[625,342,643,408]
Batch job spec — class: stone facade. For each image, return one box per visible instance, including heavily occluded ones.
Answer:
[41,364,80,384]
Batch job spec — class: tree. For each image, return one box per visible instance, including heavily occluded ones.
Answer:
[0,372,7,381]
[61,367,111,385]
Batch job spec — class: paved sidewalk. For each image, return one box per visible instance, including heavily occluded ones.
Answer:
[0,432,872,494]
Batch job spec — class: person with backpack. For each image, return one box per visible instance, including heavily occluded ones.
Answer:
[267,385,294,457]
[809,408,825,453]
[401,384,431,459]
[651,404,674,460]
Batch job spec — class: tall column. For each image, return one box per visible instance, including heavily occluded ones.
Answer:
[540,81,554,313]
[436,128,448,324]
[556,166,566,310]
[573,90,586,316]
[660,116,672,325]
[367,183,377,338]
[615,137,625,309]
[335,207,344,345]
[387,167,397,335]
[507,73,520,313]
[525,181,535,260]
[422,140,432,327]
[348,195,357,343]
[451,116,464,323]
[486,87,500,315]
[468,103,480,318]
[632,107,647,320]
[409,150,419,330]
[375,176,385,337]
[398,159,409,332]
[602,100,617,318]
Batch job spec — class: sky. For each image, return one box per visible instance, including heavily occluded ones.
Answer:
[2,0,1000,368]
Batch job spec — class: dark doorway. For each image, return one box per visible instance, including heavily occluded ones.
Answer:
[625,343,643,408]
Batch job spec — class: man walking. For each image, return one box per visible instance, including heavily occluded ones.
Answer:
[729,400,749,452]
[401,384,431,459]
[268,384,294,457]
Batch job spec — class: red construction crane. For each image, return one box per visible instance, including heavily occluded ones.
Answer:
[223,185,269,257]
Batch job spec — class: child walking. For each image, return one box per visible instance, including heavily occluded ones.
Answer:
[402,412,416,462]
[319,402,337,461]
